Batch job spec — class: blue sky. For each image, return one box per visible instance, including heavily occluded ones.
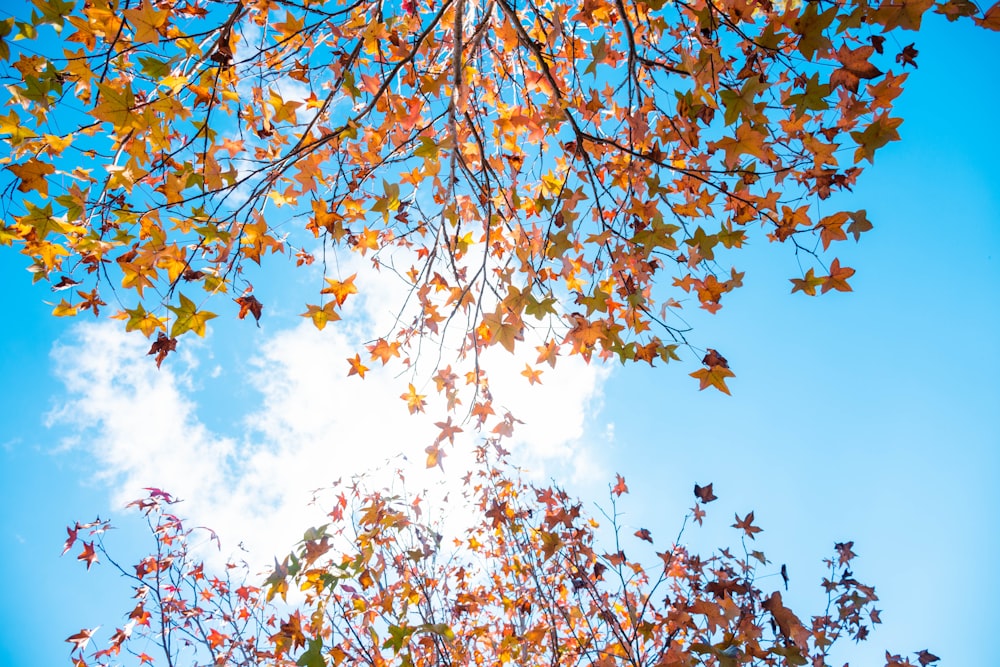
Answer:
[1,14,998,667]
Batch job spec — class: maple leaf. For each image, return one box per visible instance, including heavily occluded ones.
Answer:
[762,591,810,648]
[702,349,729,369]
[167,293,217,337]
[8,158,55,195]
[612,474,628,496]
[347,354,369,378]
[821,258,856,293]
[977,1,1000,29]
[320,273,358,306]
[690,365,735,395]
[434,417,463,444]
[915,650,940,666]
[62,523,78,555]
[694,483,718,503]
[790,268,823,296]
[147,332,177,368]
[425,442,445,469]
[235,294,263,323]
[93,82,138,131]
[830,45,883,93]
[124,0,169,43]
[896,43,919,68]
[691,504,706,525]
[77,541,99,569]
[852,113,903,163]
[835,540,857,565]
[368,338,401,364]
[873,0,936,30]
[520,364,543,385]
[66,627,98,653]
[401,384,427,414]
[732,512,762,539]
[634,528,653,543]
[301,300,343,330]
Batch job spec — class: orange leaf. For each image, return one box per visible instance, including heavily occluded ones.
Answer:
[690,366,735,395]
[822,258,855,293]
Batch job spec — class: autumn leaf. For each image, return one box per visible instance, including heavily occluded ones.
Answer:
[612,474,628,496]
[822,258,856,293]
[77,541,98,569]
[401,383,427,414]
[520,364,543,385]
[62,523,78,555]
[66,627,98,652]
[915,650,941,666]
[835,540,857,565]
[829,45,883,93]
[8,158,55,195]
[167,293,217,337]
[147,331,177,368]
[301,302,340,330]
[123,0,169,43]
[235,294,263,323]
[733,511,762,539]
[694,483,717,503]
[347,353,369,378]
[790,268,823,296]
[852,113,903,163]
[634,528,653,543]
[320,273,358,306]
[896,43,919,68]
[368,338,401,364]
[690,365,735,395]
[762,591,810,648]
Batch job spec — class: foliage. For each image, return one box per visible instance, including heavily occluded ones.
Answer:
[62,445,939,667]
[1,0,997,409]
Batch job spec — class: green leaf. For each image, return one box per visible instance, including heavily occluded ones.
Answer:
[167,293,217,337]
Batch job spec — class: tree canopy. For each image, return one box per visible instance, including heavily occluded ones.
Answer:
[3,2,995,665]
[2,0,995,419]
[64,446,939,667]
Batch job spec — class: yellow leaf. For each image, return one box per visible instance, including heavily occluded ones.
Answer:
[400,384,426,414]
[690,366,735,395]
[123,305,167,338]
[51,299,78,317]
[301,302,340,330]
[123,0,169,43]
[8,158,55,195]
[167,293,217,337]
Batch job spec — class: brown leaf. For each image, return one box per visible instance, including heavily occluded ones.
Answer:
[694,483,718,503]
[830,45,883,92]
[634,528,653,543]
[147,332,178,368]
[702,348,729,368]
[235,294,263,323]
[896,43,919,68]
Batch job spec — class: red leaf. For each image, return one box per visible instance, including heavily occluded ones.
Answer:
[66,627,98,652]
[77,541,99,569]
[62,523,79,556]
[612,474,628,497]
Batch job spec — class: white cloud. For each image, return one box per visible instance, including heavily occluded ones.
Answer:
[47,312,611,569]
